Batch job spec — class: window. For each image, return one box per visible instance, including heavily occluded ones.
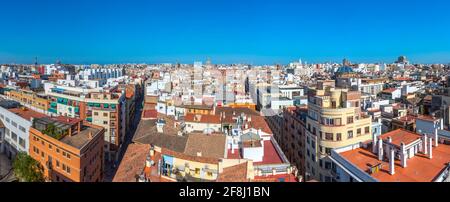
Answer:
[19,126,26,133]
[348,130,353,139]
[19,137,26,148]
[103,113,108,117]
[5,117,10,123]
[365,126,370,134]
[56,160,60,168]
[325,148,332,155]
[49,144,52,150]
[11,121,17,128]
[357,128,362,136]
[66,153,71,159]
[195,168,200,175]
[11,132,17,142]
[66,166,71,174]
[325,133,333,141]
[56,148,60,153]
[103,121,108,125]
[94,112,99,116]
[347,116,354,124]
[336,133,342,141]
[41,151,45,158]
[335,118,342,126]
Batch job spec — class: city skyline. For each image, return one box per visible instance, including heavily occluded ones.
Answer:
[1,0,450,64]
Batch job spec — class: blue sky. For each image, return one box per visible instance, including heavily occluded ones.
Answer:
[0,0,449,64]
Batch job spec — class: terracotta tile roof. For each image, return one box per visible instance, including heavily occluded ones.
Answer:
[183,133,227,159]
[162,148,220,164]
[379,129,421,147]
[184,114,221,124]
[143,109,158,119]
[254,174,298,182]
[133,114,187,153]
[113,144,150,182]
[215,106,260,117]
[216,162,250,182]
[227,149,242,159]
[340,144,450,182]
[248,116,273,135]
[8,107,48,121]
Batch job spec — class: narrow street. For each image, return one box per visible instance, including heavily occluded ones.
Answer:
[103,89,145,182]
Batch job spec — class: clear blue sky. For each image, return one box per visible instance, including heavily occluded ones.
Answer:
[0,0,449,65]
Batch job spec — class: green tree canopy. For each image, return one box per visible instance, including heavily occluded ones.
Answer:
[12,152,44,182]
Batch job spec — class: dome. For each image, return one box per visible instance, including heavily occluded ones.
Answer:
[336,66,354,73]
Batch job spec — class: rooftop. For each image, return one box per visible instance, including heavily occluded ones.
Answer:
[254,140,284,165]
[379,129,421,147]
[184,133,227,159]
[60,125,102,149]
[8,107,47,121]
[340,144,450,182]
[113,144,151,182]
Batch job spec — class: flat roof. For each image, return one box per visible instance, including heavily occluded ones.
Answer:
[8,107,48,121]
[60,126,102,149]
[340,144,450,182]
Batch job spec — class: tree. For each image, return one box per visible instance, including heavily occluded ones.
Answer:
[12,152,44,182]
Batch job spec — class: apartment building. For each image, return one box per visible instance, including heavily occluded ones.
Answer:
[29,117,104,182]
[45,83,126,162]
[278,106,308,181]
[305,81,372,182]
[0,100,47,159]
[5,88,51,114]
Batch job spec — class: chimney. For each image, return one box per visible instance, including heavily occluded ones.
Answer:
[400,143,407,168]
[434,128,439,147]
[428,137,433,159]
[389,148,395,175]
[378,138,384,161]
[423,135,428,155]
[372,135,378,153]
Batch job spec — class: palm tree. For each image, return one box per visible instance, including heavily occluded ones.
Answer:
[12,152,44,182]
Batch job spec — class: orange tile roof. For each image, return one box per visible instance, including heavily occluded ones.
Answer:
[184,114,221,124]
[248,116,273,135]
[254,173,298,182]
[379,129,421,147]
[8,107,48,121]
[340,144,450,182]
[113,144,150,182]
[216,162,250,182]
